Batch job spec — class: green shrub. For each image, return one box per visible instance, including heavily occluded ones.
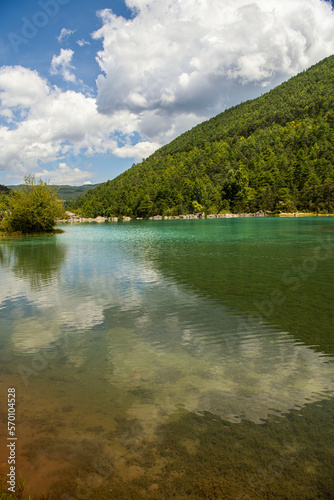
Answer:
[6,176,67,234]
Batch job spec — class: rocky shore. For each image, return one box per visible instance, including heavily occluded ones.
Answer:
[153,210,266,220]
[57,210,268,223]
[56,210,332,223]
[56,212,117,223]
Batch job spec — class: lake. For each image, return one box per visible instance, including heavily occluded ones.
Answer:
[1,217,334,499]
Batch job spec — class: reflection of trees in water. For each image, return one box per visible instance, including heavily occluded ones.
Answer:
[0,237,66,289]
[143,234,334,354]
[0,246,5,266]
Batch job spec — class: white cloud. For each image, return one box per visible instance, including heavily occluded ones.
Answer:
[50,48,77,83]
[58,28,76,43]
[0,66,49,110]
[34,162,95,185]
[114,141,160,160]
[93,0,334,143]
[1,0,334,182]
[76,39,91,47]
[0,66,140,175]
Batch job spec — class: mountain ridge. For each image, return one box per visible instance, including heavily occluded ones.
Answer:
[7,183,100,205]
[73,55,334,217]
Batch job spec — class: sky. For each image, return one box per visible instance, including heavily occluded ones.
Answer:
[0,0,334,186]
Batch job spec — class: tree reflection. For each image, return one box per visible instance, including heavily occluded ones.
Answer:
[0,237,66,290]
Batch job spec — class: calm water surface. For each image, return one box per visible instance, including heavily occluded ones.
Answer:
[0,218,334,499]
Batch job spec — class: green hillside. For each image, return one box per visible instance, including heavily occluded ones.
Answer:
[0,184,11,194]
[8,183,99,205]
[55,184,100,204]
[73,55,334,217]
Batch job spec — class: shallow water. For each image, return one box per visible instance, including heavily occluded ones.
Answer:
[0,218,334,499]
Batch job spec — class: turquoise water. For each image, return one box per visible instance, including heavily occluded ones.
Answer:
[0,218,334,499]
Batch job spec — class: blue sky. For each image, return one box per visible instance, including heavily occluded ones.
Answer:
[0,0,334,186]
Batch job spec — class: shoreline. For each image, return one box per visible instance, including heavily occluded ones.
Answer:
[0,228,64,239]
[56,211,334,224]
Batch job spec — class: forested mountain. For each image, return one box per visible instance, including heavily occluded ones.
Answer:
[8,183,99,205]
[73,55,334,217]
[54,184,100,204]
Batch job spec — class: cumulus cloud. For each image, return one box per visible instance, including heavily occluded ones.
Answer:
[50,48,77,83]
[93,0,334,143]
[34,162,95,185]
[113,140,160,160]
[0,66,140,175]
[1,0,334,181]
[58,28,76,43]
[0,66,49,112]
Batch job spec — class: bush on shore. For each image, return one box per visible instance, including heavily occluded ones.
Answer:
[0,175,67,235]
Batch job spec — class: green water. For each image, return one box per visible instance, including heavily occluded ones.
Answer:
[0,218,334,499]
